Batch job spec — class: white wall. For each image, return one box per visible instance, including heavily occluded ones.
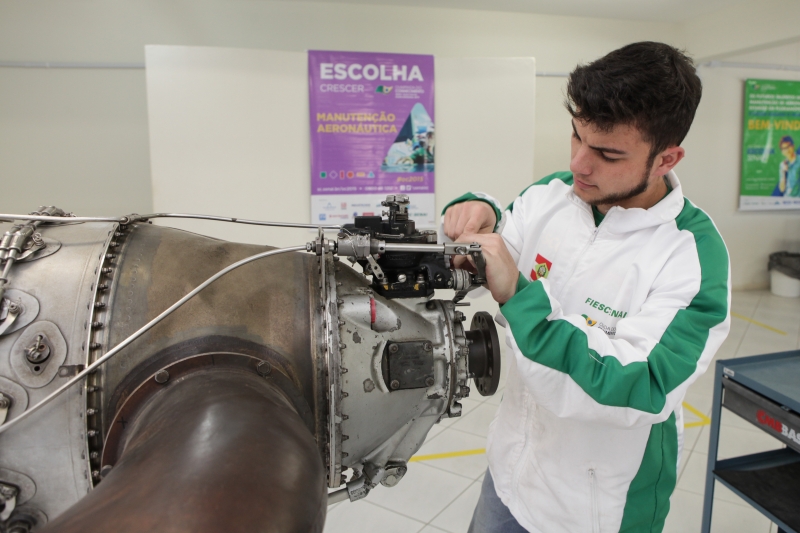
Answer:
[3,0,800,288]
[0,0,678,218]
[679,43,800,289]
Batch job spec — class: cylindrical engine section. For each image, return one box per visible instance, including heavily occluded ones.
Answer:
[95,223,327,462]
[0,222,329,528]
[39,359,326,533]
[0,222,119,527]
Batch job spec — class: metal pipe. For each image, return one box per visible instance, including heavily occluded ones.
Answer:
[382,243,447,253]
[0,213,342,231]
[38,371,326,533]
[328,488,350,505]
[140,212,343,230]
[0,245,306,435]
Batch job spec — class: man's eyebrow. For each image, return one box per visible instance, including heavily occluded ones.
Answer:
[571,120,628,156]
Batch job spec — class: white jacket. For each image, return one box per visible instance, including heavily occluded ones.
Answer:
[445,171,730,533]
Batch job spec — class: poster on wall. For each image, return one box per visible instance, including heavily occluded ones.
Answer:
[309,50,435,226]
[740,79,800,210]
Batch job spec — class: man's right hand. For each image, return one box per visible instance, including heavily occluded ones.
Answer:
[443,201,497,241]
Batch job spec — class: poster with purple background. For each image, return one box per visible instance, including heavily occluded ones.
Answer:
[309,50,435,226]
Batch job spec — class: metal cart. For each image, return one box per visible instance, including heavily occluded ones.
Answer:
[702,351,800,533]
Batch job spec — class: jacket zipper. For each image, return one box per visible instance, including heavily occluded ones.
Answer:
[511,392,533,497]
[589,468,600,533]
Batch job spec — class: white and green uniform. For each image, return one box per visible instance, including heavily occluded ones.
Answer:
[444,171,730,533]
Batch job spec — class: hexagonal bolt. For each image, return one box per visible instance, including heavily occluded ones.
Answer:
[388,344,399,354]
[154,370,170,384]
[423,342,432,351]
[256,361,272,377]
[0,394,11,410]
[425,376,435,387]
[390,380,400,390]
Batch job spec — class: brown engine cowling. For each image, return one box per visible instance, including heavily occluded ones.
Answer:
[0,210,500,532]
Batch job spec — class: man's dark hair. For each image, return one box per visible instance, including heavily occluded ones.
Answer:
[565,41,702,163]
[780,135,795,147]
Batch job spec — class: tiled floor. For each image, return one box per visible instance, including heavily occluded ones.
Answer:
[324,290,800,533]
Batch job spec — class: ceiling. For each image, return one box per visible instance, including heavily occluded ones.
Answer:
[289,0,750,23]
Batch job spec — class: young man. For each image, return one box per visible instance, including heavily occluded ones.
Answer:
[777,135,800,197]
[442,42,730,533]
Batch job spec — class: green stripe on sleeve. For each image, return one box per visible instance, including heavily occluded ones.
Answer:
[619,412,678,532]
[507,171,574,212]
[441,193,502,231]
[501,200,729,413]
[515,272,531,295]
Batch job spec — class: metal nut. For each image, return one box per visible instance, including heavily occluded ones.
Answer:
[425,376,435,387]
[256,361,272,377]
[0,394,11,409]
[390,380,400,390]
[423,342,432,351]
[388,344,399,354]
[154,370,170,384]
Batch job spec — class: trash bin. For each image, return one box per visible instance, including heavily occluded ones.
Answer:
[768,252,800,298]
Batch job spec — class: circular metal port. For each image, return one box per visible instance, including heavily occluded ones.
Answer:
[464,311,501,396]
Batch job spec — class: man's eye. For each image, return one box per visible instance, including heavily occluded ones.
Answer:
[600,153,620,162]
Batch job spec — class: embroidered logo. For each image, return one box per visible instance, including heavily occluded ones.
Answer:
[530,254,552,281]
[582,314,616,337]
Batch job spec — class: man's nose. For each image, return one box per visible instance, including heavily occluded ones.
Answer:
[570,145,592,176]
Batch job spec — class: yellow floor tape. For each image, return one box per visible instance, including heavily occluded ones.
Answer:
[409,448,486,462]
[730,311,787,335]
[682,401,711,429]
[409,402,711,463]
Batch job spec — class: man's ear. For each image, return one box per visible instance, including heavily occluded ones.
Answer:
[651,146,685,177]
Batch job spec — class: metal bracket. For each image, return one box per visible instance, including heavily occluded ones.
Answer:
[0,482,18,521]
[0,301,21,336]
[57,365,85,378]
[365,255,386,282]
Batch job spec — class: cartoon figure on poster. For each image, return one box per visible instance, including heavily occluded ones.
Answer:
[382,103,435,172]
[774,135,800,197]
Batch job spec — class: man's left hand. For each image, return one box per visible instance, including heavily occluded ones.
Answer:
[457,232,518,304]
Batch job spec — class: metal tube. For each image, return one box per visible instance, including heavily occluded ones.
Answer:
[0,246,306,435]
[382,243,447,253]
[0,215,123,223]
[38,371,327,533]
[328,488,350,505]
[0,212,342,230]
[140,213,343,230]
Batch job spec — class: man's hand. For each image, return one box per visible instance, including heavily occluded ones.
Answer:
[443,201,496,241]
[457,232,518,304]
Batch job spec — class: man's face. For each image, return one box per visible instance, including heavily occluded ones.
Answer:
[781,142,795,161]
[569,120,657,207]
